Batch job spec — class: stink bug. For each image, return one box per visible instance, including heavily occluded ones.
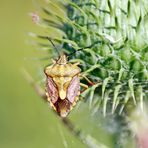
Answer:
[44,54,81,117]
[44,38,93,117]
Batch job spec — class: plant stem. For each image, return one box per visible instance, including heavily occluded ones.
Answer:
[22,68,108,148]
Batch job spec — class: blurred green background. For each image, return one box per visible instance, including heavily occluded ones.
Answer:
[0,0,121,147]
[0,0,87,148]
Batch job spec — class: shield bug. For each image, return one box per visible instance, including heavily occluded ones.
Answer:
[44,38,93,117]
[44,54,81,117]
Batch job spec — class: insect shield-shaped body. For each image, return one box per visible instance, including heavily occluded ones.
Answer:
[44,54,81,117]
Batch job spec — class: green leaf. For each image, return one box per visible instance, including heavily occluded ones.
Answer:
[89,83,99,109]
[119,91,130,115]
[103,90,112,117]
[128,78,136,105]
[112,85,122,114]
[102,77,112,100]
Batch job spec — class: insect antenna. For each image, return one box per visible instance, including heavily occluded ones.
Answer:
[46,37,60,56]
[68,40,102,58]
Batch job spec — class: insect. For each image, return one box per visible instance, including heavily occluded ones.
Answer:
[44,38,93,117]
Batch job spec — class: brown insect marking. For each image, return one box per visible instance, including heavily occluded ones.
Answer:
[46,76,58,104]
[54,99,71,117]
[67,76,80,103]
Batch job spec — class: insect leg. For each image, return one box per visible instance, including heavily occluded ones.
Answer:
[51,59,56,64]
[80,83,88,93]
[73,62,80,66]
[80,75,95,86]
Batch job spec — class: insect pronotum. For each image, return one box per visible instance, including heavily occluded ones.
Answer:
[44,39,93,117]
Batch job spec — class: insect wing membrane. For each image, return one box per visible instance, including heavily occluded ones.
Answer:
[46,76,58,104]
[67,76,80,103]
